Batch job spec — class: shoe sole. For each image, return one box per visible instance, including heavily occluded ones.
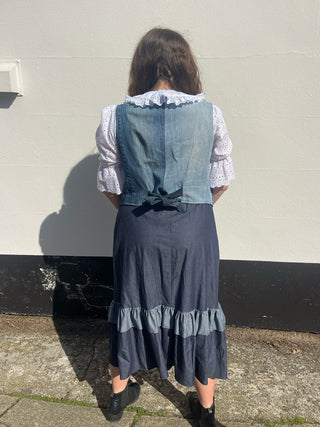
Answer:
[107,410,124,422]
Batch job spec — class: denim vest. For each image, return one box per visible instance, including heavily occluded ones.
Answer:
[116,100,214,212]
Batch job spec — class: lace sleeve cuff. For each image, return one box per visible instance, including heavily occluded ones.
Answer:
[209,156,235,188]
[97,163,124,195]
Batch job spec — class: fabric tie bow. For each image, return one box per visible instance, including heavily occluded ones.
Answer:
[143,187,187,212]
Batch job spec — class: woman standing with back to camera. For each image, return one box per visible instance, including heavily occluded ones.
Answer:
[96,28,235,426]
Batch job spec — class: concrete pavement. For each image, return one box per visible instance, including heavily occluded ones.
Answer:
[0,314,319,426]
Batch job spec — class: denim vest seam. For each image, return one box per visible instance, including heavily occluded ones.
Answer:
[160,105,166,190]
[116,104,133,194]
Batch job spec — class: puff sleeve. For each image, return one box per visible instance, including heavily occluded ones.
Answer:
[209,105,235,188]
[95,105,124,194]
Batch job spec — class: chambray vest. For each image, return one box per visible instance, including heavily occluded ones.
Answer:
[116,100,214,212]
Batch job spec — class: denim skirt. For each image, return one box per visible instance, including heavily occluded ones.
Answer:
[108,203,227,387]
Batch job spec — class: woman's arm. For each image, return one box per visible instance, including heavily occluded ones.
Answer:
[96,105,124,206]
[209,106,235,201]
[211,185,228,205]
[103,192,121,210]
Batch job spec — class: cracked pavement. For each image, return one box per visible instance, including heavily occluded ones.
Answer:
[0,314,319,426]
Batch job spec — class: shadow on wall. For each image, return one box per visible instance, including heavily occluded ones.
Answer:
[0,155,116,317]
[39,154,116,257]
[38,154,116,318]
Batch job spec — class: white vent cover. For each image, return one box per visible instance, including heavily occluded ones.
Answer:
[0,60,23,95]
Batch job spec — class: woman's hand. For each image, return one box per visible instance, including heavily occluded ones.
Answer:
[211,185,228,205]
[103,192,121,210]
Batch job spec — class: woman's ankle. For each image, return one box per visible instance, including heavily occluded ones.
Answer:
[110,364,129,393]
[199,397,214,409]
[112,383,127,394]
[194,377,215,409]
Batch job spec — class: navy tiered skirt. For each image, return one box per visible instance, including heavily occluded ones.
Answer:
[108,203,227,387]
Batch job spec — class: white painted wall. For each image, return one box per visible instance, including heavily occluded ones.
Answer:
[1,0,319,262]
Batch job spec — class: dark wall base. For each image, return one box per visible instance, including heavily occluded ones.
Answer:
[0,255,113,319]
[219,260,319,333]
[0,255,319,332]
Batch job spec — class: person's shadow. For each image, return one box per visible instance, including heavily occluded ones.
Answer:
[39,154,116,258]
[39,153,116,409]
[39,154,224,424]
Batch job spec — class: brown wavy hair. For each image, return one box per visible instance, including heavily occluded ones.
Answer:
[128,28,202,96]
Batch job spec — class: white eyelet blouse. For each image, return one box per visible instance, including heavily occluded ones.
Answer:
[96,90,235,194]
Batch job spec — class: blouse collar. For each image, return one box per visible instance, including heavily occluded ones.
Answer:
[125,89,206,107]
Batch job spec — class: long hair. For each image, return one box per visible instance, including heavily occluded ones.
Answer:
[128,28,202,96]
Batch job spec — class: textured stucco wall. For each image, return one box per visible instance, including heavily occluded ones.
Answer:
[0,0,319,262]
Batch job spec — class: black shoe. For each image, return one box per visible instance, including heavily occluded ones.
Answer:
[107,382,141,422]
[188,391,215,427]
